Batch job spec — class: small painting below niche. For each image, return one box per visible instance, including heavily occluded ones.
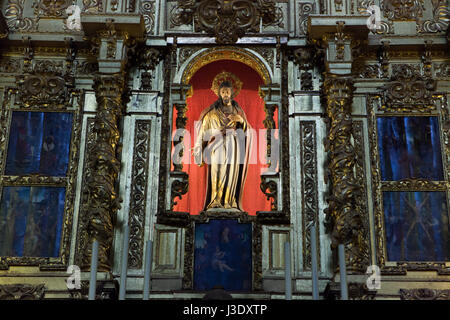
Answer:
[194,219,252,291]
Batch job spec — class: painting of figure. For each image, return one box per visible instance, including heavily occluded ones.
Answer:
[5,111,73,176]
[383,191,450,262]
[193,219,252,291]
[0,186,66,257]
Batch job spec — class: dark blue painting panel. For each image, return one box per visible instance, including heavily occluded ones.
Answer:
[5,111,73,176]
[377,117,444,181]
[383,191,450,262]
[194,219,252,291]
[0,186,66,257]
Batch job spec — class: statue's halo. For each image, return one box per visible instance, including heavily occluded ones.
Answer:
[211,71,243,98]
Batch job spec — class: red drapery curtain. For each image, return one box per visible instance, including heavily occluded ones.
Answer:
[172,60,277,215]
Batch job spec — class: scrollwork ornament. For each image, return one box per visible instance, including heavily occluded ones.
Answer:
[382,0,424,21]
[400,288,450,300]
[418,0,449,33]
[128,120,152,269]
[83,0,103,13]
[298,2,315,36]
[5,0,38,32]
[0,284,45,300]
[300,122,319,270]
[380,64,436,113]
[140,1,155,35]
[170,0,284,44]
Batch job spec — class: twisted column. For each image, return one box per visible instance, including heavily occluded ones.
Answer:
[81,73,125,271]
[323,74,369,272]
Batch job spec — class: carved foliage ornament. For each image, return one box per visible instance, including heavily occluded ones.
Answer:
[418,0,450,33]
[16,73,74,107]
[0,284,45,300]
[400,288,450,300]
[381,64,436,113]
[5,0,37,31]
[33,0,72,17]
[170,0,284,44]
[382,0,424,21]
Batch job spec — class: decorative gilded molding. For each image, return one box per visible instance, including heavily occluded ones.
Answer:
[170,0,283,44]
[382,0,424,21]
[400,288,450,300]
[323,74,369,273]
[418,0,449,33]
[80,74,125,272]
[0,284,45,300]
[380,64,436,113]
[300,121,320,271]
[5,0,38,32]
[140,1,155,35]
[128,120,152,269]
[1,175,67,186]
[381,179,448,191]
[182,47,271,85]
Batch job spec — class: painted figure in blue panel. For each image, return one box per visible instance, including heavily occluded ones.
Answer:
[194,219,252,291]
[0,186,66,257]
[377,117,443,181]
[5,112,73,176]
[383,191,450,262]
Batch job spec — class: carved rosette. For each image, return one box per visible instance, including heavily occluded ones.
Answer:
[323,75,369,272]
[170,0,283,44]
[80,74,125,271]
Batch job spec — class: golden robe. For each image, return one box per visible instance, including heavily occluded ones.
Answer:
[194,100,252,211]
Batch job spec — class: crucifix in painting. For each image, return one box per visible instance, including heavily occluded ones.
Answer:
[192,72,253,212]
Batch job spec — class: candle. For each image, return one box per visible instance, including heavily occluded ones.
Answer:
[338,244,348,300]
[284,241,292,300]
[119,225,130,300]
[310,225,319,300]
[88,240,99,300]
[143,240,153,300]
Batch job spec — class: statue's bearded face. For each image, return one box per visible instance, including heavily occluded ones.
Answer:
[219,87,232,105]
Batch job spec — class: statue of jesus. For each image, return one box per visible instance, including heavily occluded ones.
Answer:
[193,81,252,211]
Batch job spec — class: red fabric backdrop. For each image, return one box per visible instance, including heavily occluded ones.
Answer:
[172,60,276,215]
